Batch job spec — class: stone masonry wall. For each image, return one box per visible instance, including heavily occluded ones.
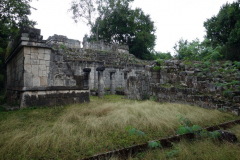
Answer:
[5,27,89,108]
[7,48,24,88]
[5,26,147,108]
[83,39,129,54]
[127,60,240,116]
[47,34,81,49]
[24,47,51,87]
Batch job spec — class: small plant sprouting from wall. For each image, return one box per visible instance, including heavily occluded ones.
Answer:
[203,61,211,68]
[153,65,161,71]
[60,43,66,50]
[197,72,203,77]
[222,90,235,98]
[150,95,156,101]
[153,59,165,71]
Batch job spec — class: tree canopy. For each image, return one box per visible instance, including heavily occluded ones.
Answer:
[70,0,156,60]
[204,1,240,61]
[0,0,36,89]
[174,1,240,62]
[173,38,223,61]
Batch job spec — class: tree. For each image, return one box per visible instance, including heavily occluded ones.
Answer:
[89,2,156,60]
[204,1,240,61]
[69,0,98,27]
[70,0,156,60]
[0,0,36,89]
[173,38,223,61]
[154,51,172,60]
[69,0,134,41]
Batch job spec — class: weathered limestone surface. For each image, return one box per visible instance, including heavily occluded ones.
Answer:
[83,68,91,88]
[123,68,131,95]
[6,27,89,108]
[109,69,116,94]
[97,66,105,98]
[83,39,129,54]
[127,60,240,116]
[47,34,81,49]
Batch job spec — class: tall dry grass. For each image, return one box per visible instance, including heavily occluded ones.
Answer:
[0,95,238,159]
[127,125,240,160]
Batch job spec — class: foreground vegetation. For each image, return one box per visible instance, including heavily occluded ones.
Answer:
[0,95,238,159]
[124,125,240,160]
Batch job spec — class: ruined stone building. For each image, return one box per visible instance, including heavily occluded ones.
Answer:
[5,27,145,108]
[5,27,240,116]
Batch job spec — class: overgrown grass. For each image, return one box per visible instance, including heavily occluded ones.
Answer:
[0,95,238,159]
[126,125,240,160]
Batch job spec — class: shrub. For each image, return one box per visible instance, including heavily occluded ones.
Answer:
[153,65,161,71]
[233,61,240,69]
[222,90,235,97]
[148,141,162,149]
[125,126,146,137]
[203,61,211,68]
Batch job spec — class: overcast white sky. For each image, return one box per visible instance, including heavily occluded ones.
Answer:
[28,0,236,55]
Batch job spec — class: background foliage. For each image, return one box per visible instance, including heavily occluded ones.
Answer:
[174,0,240,61]
[0,0,36,89]
[71,0,156,60]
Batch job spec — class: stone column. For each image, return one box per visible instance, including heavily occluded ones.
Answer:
[123,68,131,96]
[83,68,91,88]
[109,69,116,94]
[94,64,98,89]
[96,66,105,98]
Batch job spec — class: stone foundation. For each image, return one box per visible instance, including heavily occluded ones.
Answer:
[20,90,89,108]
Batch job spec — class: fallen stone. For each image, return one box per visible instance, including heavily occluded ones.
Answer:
[185,71,195,75]
[180,71,187,76]
[216,130,238,142]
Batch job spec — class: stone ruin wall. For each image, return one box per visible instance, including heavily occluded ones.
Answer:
[5,27,145,108]
[82,37,129,54]
[6,48,24,89]
[127,60,240,116]
[9,26,240,117]
[47,34,81,49]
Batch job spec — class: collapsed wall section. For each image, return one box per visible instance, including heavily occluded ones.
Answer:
[127,60,240,116]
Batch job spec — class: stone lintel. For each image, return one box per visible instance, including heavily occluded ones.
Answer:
[123,68,131,73]
[109,69,116,73]
[7,86,89,91]
[96,66,105,71]
[83,68,91,72]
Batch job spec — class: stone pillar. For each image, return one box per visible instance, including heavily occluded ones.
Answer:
[94,65,98,89]
[123,68,131,96]
[96,66,105,98]
[83,68,91,88]
[109,69,116,94]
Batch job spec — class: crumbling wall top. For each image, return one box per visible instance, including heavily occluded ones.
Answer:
[46,34,81,49]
